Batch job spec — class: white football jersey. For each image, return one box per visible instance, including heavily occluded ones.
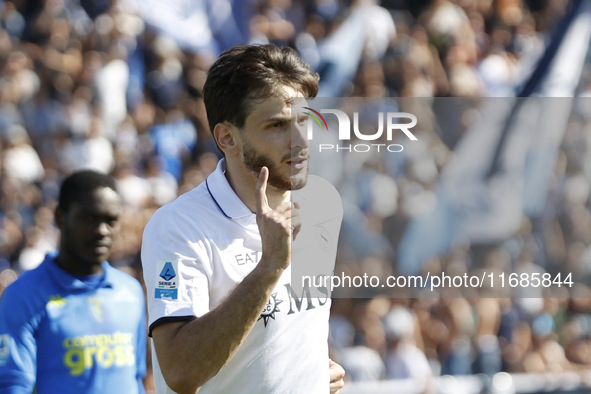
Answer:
[142,159,343,394]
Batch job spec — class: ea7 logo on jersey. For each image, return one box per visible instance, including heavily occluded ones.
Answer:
[155,260,179,300]
[235,250,261,265]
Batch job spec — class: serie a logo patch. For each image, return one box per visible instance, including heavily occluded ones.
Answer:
[155,260,179,300]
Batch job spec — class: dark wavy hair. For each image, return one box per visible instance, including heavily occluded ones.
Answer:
[203,44,319,151]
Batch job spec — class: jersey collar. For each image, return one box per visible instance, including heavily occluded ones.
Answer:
[45,253,115,291]
[206,159,253,219]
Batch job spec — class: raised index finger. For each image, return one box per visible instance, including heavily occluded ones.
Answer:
[255,166,270,214]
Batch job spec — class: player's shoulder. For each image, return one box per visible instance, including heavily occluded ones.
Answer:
[161,182,211,213]
[0,261,53,312]
[104,264,142,287]
[144,182,211,232]
[303,175,342,206]
[303,175,341,198]
[297,175,343,221]
[104,264,145,302]
[4,261,51,295]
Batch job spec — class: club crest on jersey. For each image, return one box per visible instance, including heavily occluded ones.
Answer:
[88,297,103,323]
[155,260,179,300]
[314,226,332,252]
[258,293,283,327]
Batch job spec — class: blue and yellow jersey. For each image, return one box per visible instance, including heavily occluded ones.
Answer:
[0,254,147,394]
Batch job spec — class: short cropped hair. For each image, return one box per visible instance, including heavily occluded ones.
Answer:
[203,44,319,138]
[58,170,117,212]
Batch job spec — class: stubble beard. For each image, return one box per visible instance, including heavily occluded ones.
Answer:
[242,140,309,191]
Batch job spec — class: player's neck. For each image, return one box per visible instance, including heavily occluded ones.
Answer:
[54,250,104,277]
[225,162,290,211]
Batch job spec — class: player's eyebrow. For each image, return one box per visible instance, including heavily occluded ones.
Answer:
[263,115,291,124]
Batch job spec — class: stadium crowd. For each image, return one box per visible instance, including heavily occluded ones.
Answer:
[2,0,591,391]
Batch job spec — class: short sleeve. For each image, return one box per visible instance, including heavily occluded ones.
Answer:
[141,207,212,330]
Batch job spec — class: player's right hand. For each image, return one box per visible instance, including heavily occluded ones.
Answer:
[255,166,300,271]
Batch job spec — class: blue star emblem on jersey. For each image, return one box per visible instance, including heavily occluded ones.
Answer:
[159,262,176,281]
[258,293,283,327]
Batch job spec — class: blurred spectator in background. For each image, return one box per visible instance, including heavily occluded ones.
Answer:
[384,305,433,386]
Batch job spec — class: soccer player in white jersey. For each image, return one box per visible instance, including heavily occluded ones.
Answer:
[141,44,345,394]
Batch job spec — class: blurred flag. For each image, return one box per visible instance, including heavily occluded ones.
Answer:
[123,0,248,56]
[316,3,395,97]
[397,0,591,275]
[316,8,368,98]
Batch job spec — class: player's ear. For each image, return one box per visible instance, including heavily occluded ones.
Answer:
[213,122,240,157]
[54,206,65,229]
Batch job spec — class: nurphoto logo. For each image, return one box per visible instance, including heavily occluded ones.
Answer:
[304,107,418,153]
